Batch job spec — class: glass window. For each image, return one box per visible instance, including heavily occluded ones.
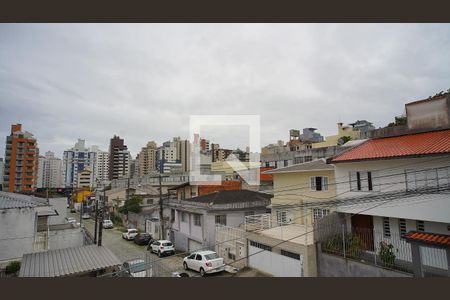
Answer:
[313,208,330,221]
[205,253,219,260]
[193,214,201,226]
[195,254,203,261]
[215,215,226,226]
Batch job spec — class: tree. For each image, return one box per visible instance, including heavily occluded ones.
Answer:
[387,115,407,127]
[338,136,352,145]
[119,195,143,214]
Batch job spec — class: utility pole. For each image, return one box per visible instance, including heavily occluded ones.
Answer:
[158,174,164,240]
[98,184,105,246]
[94,181,99,244]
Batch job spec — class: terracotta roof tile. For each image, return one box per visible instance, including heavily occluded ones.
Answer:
[332,129,450,162]
[403,231,450,246]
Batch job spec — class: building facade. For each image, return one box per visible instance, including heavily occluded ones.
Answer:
[62,139,96,188]
[108,135,130,180]
[92,146,109,185]
[2,124,39,193]
[138,141,157,176]
[37,151,63,189]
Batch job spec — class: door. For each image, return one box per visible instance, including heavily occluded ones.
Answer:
[194,254,203,271]
[351,214,374,251]
[237,242,246,259]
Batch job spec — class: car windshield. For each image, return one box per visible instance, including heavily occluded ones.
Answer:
[163,242,173,247]
[129,230,137,233]
[205,253,219,260]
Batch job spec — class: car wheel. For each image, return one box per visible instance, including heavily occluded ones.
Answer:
[158,251,162,258]
[200,268,206,277]
[183,262,188,270]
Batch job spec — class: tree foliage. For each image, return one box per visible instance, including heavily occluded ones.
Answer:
[119,195,143,214]
[387,115,407,127]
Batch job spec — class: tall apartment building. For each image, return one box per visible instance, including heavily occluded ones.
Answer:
[62,139,96,188]
[200,138,210,152]
[77,167,93,189]
[91,145,109,186]
[109,135,130,180]
[2,124,39,193]
[37,151,63,189]
[179,139,191,173]
[138,141,158,176]
[0,158,4,189]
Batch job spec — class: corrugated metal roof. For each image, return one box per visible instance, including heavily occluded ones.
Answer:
[0,191,48,209]
[332,129,450,162]
[264,158,334,174]
[19,245,121,277]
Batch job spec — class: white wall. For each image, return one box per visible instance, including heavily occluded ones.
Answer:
[48,228,84,250]
[0,208,36,262]
[49,198,68,225]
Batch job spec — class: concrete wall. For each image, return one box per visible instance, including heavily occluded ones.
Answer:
[406,96,450,130]
[318,252,412,277]
[49,198,67,225]
[48,227,84,250]
[0,207,36,262]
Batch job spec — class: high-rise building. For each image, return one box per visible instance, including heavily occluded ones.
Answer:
[0,158,4,189]
[37,151,63,189]
[109,135,130,180]
[91,145,109,185]
[200,138,210,152]
[62,139,96,188]
[2,124,39,193]
[138,141,158,176]
[77,167,93,189]
[179,139,191,173]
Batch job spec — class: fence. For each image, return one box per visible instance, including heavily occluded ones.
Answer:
[316,222,449,276]
[215,224,248,269]
[244,213,272,231]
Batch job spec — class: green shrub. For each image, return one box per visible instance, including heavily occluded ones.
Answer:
[5,261,21,274]
[378,241,396,268]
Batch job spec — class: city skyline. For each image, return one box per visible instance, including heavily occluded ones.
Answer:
[1,24,450,157]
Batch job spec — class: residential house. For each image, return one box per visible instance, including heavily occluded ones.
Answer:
[164,190,271,252]
[321,128,450,277]
[0,191,85,264]
[170,180,242,200]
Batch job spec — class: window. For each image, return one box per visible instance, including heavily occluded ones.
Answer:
[245,211,255,217]
[304,156,312,162]
[313,208,330,221]
[416,220,425,232]
[195,254,203,261]
[294,157,304,164]
[188,253,196,259]
[284,160,288,167]
[399,219,407,235]
[383,217,391,238]
[215,215,226,226]
[310,176,328,191]
[281,250,301,260]
[276,211,287,224]
[171,209,175,222]
[367,171,373,191]
[265,162,270,167]
[181,212,187,222]
[193,214,201,227]
[356,172,361,191]
[250,240,272,251]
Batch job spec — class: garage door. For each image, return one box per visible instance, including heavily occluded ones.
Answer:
[188,239,203,252]
[249,243,303,277]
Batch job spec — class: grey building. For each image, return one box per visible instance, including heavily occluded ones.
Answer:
[163,190,272,252]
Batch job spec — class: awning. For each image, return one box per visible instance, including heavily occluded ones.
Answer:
[403,231,450,247]
[37,209,58,216]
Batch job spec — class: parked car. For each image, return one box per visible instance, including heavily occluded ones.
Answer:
[102,219,113,229]
[122,229,138,240]
[82,213,90,219]
[149,240,175,257]
[183,251,225,277]
[121,259,147,277]
[146,239,157,250]
[66,217,76,224]
[133,233,153,246]
[70,208,76,213]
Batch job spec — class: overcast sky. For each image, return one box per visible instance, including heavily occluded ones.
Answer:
[1,24,450,158]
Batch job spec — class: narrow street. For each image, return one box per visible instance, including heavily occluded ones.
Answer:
[69,210,265,277]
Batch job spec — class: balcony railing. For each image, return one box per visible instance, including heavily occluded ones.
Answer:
[244,213,273,231]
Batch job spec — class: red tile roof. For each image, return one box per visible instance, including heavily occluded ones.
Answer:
[403,231,450,246]
[332,129,450,162]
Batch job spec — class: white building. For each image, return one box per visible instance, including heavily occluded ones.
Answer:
[0,158,3,187]
[37,151,63,189]
[91,146,109,186]
[328,128,450,276]
[62,139,96,188]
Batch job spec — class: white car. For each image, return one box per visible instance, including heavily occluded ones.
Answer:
[149,240,175,257]
[122,229,138,240]
[121,259,147,277]
[103,220,113,229]
[183,251,225,277]
[66,217,76,224]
